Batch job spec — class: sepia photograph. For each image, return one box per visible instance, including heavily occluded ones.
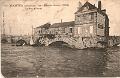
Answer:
[1,0,120,77]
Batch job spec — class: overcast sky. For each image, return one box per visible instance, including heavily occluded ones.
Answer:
[0,0,120,36]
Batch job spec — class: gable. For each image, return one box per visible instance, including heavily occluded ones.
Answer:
[75,1,97,14]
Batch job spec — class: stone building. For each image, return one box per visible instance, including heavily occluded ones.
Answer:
[34,21,75,41]
[34,1,109,48]
[74,1,109,46]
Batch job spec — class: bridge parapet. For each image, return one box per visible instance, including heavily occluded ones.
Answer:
[38,35,98,49]
[108,36,120,47]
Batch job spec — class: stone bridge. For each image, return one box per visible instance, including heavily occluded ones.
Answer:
[15,36,31,45]
[108,36,120,47]
[4,35,31,45]
[38,35,97,49]
[36,35,120,49]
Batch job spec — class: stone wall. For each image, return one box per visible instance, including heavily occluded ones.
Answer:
[96,12,105,36]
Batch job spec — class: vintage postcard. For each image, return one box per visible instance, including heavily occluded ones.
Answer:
[1,0,120,77]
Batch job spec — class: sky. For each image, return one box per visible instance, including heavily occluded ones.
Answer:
[0,0,120,36]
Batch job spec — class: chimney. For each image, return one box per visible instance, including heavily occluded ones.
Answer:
[98,1,101,10]
[77,1,82,10]
[102,9,106,13]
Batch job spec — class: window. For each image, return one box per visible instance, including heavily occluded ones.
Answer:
[56,32,58,35]
[78,27,82,34]
[70,28,73,33]
[90,26,93,34]
[83,6,89,12]
[62,27,65,33]
[77,15,80,17]
[91,13,94,20]
[85,29,88,33]
[39,30,41,33]
[49,31,51,34]
[98,24,104,29]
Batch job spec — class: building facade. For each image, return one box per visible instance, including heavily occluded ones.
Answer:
[34,21,75,42]
[74,1,109,46]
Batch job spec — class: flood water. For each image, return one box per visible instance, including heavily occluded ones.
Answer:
[1,44,120,77]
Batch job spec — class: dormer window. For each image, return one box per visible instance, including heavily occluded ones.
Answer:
[83,6,89,12]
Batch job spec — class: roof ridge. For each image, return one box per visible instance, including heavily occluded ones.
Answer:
[75,1,97,14]
[52,21,74,24]
[50,21,75,28]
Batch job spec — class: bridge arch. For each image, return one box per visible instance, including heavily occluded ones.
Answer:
[46,37,75,48]
[48,41,70,47]
[1,39,8,43]
[16,39,27,46]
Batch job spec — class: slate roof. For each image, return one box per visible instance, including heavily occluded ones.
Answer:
[36,21,74,29]
[50,21,75,28]
[36,23,51,28]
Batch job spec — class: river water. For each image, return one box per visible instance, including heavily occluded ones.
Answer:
[1,44,120,77]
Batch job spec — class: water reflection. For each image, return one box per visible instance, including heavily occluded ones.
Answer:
[55,47,108,77]
[1,44,120,77]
